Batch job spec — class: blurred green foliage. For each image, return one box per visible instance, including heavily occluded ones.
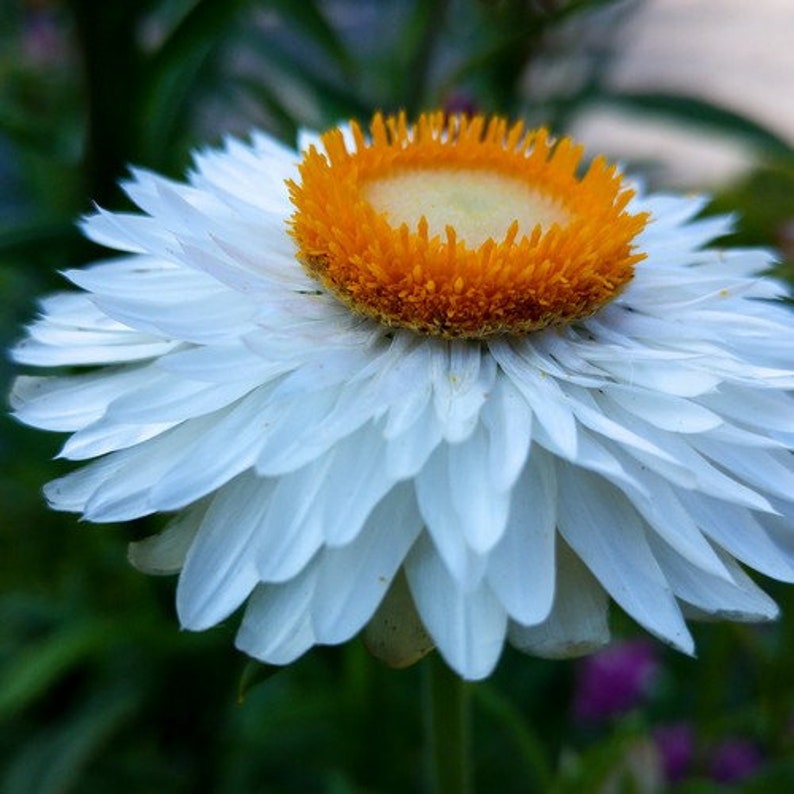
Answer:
[3,0,794,792]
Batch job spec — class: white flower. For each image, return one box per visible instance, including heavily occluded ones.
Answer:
[10,112,794,680]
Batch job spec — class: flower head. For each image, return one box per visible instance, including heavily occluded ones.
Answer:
[653,723,696,783]
[289,112,646,337]
[573,639,659,722]
[10,112,794,680]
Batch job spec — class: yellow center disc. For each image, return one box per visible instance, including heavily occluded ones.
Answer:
[288,111,649,339]
[363,168,570,249]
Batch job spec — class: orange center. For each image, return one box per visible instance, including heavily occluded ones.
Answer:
[288,111,648,338]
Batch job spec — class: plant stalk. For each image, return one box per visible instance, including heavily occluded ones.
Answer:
[425,653,474,794]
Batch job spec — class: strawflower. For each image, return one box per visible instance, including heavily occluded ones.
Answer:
[10,112,794,680]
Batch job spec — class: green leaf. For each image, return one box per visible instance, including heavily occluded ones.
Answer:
[393,0,451,113]
[0,621,114,720]
[242,36,374,125]
[237,659,282,703]
[540,0,627,24]
[2,687,138,794]
[145,0,251,85]
[592,91,794,159]
[266,0,355,77]
[139,0,251,164]
[443,0,622,106]
[233,76,300,143]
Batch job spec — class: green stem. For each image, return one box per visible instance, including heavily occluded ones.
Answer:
[425,653,474,794]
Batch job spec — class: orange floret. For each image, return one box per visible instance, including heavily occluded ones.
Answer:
[288,111,648,338]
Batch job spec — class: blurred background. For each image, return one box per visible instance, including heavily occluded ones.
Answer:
[2,1,794,791]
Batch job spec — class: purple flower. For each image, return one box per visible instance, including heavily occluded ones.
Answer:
[654,723,695,784]
[709,738,763,784]
[572,639,659,722]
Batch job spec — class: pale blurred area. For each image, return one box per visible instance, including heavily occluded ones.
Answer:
[572,0,794,188]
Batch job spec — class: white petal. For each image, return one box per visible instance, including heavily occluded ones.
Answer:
[704,385,794,436]
[10,367,152,432]
[691,439,794,501]
[384,400,444,480]
[312,425,397,547]
[486,445,557,625]
[254,382,379,478]
[647,535,778,622]
[557,465,694,652]
[406,534,507,680]
[567,387,677,462]
[61,419,177,460]
[104,369,260,424]
[47,392,272,520]
[605,406,775,513]
[194,131,298,207]
[42,422,200,520]
[382,343,434,439]
[150,386,276,510]
[415,445,489,588]
[206,229,308,290]
[509,540,609,658]
[42,458,123,516]
[13,295,178,366]
[64,255,218,301]
[177,472,275,629]
[603,384,723,434]
[598,449,731,579]
[532,331,608,385]
[157,342,294,384]
[127,502,205,575]
[235,568,318,666]
[590,356,721,398]
[571,429,644,490]
[310,483,423,643]
[80,207,177,257]
[675,492,794,582]
[479,374,533,492]
[446,425,512,553]
[491,340,578,459]
[253,458,331,583]
[90,289,258,344]
[430,341,494,443]
[636,192,709,231]
[176,239,283,295]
